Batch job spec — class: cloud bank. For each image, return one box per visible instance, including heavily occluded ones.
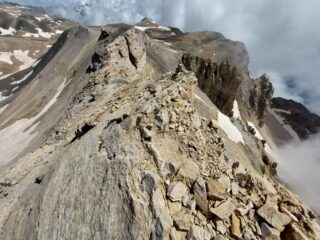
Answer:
[4,0,320,114]
[275,134,320,213]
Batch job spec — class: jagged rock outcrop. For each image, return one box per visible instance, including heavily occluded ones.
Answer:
[270,97,320,139]
[182,54,274,125]
[250,74,274,126]
[182,54,242,116]
[0,6,320,240]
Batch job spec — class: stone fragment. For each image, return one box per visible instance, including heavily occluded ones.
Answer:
[172,212,193,231]
[210,198,235,219]
[260,222,280,240]
[231,212,241,238]
[178,160,200,185]
[167,182,188,202]
[193,178,209,213]
[169,110,177,123]
[155,109,169,129]
[231,182,239,196]
[168,201,182,216]
[170,227,187,240]
[215,220,227,234]
[217,175,231,192]
[187,225,211,240]
[281,223,310,240]
[257,203,291,230]
[206,179,226,200]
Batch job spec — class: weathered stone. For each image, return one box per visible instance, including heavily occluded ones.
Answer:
[231,182,239,196]
[215,220,227,234]
[178,160,200,185]
[260,222,280,240]
[257,203,291,230]
[155,109,169,129]
[168,201,182,216]
[281,223,310,240]
[210,198,236,219]
[172,212,193,231]
[231,212,241,238]
[187,225,211,240]
[206,179,226,200]
[193,178,209,213]
[170,227,187,240]
[217,175,231,192]
[167,181,188,202]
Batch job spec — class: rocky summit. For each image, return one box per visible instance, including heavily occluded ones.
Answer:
[0,3,320,240]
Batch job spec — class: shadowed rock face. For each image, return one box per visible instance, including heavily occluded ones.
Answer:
[182,54,242,116]
[182,54,274,125]
[0,5,320,240]
[250,74,274,127]
[271,97,320,139]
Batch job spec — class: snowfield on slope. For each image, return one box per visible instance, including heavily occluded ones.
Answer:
[218,111,244,144]
[0,79,67,165]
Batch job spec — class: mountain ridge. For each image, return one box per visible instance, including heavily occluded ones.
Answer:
[0,3,320,240]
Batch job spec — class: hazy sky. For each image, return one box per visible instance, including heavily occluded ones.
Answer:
[3,0,320,114]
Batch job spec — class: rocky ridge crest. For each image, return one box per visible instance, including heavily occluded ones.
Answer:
[0,12,319,240]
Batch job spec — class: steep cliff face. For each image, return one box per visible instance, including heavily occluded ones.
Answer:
[270,97,320,140]
[0,5,320,240]
[182,54,274,126]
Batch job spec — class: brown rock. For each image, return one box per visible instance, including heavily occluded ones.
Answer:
[206,179,226,201]
[187,225,211,240]
[170,227,187,240]
[210,198,235,219]
[193,178,209,214]
[281,223,310,240]
[260,222,280,240]
[167,181,188,202]
[231,212,241,238]
[172,212,193,231]
[257,203,291,230]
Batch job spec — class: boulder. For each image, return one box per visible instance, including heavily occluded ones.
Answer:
[260,222,280,240]
[167,182,188,202]
[193,178,209,213]
[257,203,291,230]
[172,212,193,231]
[281,223,310,240]
[206,179,226,200]
[231,212,241,238]
[210,198,235,219]
[187,225,211,240]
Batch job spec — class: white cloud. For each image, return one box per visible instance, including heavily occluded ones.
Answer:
[5,0,319,114]
[275,134,320,213]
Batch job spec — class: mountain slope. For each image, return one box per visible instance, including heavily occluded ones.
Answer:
[0,5,319,240]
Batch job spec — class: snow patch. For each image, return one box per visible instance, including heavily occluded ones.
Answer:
[158,25,171,31]
[23,28,53,39]
[217,111,244,144]
[247,121,263,140]
[272,108,291,114]
[0,90,12,102]
[134,26,150,31]
[0,78,67,165]
[232,100,241,119]
[13,50,36,71]
[55,29,63,34]
[0,27,16,36]
[11,71,33,85]
[0,52,13,64]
